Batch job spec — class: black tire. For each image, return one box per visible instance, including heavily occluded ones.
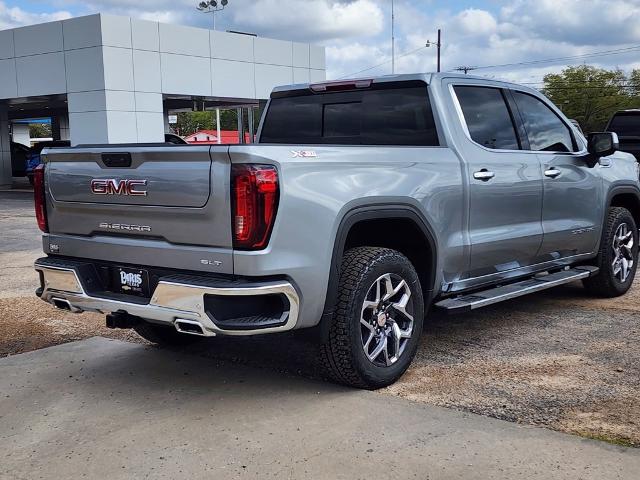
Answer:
[319,247,425,389]
[133,321,203,346]
[583,207,638,297]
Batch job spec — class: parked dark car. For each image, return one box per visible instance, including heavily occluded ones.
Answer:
[606,110,640,160]
[10,141,31,177]
[26,140,71,184]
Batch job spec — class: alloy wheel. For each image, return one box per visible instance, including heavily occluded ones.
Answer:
[612,222,634,283]
[360,273,415,367]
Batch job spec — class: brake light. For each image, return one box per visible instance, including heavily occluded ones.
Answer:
[231,164,279,250]
[309,79,372,93]
[33,164,48,233]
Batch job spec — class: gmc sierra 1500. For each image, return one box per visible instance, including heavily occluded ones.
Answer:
[34,73,640,388]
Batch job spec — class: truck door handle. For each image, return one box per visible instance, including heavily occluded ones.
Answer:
[544,168,561,178]
[473,169,495,181]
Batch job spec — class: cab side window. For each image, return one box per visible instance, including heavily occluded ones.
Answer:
[512,91,577,152]
[454,86,520,150]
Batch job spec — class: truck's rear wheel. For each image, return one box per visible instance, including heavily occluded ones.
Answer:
[133,322,203,346]
[583,206,638,297]
[320,247,424,389]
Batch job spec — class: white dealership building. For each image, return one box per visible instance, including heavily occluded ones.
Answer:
[0,13,326,187]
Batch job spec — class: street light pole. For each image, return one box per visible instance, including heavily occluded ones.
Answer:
[391,0,395,74]
[196,0,229,31]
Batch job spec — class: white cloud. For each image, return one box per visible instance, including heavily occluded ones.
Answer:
[37,0,384,43]
[326,42,386,78]
[501,0,640,46]
[333,0,640,84]
[230,0,384,42]
[2,0,639,87]
[453,9,497,38]
[0,1,72,29]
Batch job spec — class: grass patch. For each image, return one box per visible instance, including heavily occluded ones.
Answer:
[577,432,637,448]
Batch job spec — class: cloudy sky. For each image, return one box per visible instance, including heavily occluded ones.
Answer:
[2,0,640,85]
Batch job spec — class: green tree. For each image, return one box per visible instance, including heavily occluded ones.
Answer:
[630,69,640,97]
[172,110,244,137]
[173,111,214,137]
[29,122,52,139]
[543,65,640,133]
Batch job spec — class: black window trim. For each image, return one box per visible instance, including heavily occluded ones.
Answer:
[503,89,530,151]
[450,82,588,155]
[451,84,523,152]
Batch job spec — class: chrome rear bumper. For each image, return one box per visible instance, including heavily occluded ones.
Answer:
[35,259,300,336]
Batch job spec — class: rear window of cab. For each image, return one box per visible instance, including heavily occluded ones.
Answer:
[260,81,440,146]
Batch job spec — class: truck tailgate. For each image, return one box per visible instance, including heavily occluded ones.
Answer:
[44,145,233,251]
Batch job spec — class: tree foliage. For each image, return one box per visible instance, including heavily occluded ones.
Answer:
[172,110,241,137]
[543,65,640,133]
[29,122,52,139]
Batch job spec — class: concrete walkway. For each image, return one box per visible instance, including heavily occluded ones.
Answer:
[1,338,638,479]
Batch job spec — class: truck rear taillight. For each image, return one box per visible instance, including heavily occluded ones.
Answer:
[33,164,48,233]
[231,164,279,250]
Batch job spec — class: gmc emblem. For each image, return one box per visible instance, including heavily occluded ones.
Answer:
[90,179,148,196]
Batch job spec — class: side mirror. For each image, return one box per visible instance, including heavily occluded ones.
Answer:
[588,132,619,158]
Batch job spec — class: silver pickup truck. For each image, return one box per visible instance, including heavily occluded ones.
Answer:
[34,73,640,389]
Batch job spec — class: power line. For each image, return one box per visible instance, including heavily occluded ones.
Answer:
[337,41,640,83]
[468,44,640,71]
[337,45,429,79]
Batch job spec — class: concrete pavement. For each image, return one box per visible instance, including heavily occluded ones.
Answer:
[1,337,638,479]
[0,191,41,298]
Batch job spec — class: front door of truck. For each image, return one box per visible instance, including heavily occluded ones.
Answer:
[451,84,544,280]
[509,90,602,260]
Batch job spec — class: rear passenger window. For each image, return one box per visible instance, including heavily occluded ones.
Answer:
[260,81,439,146]
[512,91,576,152]
[454,86,519,150]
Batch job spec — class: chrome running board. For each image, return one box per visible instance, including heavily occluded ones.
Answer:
[435,266,599,313]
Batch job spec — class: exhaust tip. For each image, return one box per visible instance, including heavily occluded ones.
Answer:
[175,319,208,336]
[52,298,72,311]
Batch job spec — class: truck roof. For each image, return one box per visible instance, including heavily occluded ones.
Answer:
[271,72,539,96]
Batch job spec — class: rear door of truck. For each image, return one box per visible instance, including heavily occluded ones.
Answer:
[43,144,234,274]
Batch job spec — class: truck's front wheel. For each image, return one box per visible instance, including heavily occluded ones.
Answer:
[583,206,638,297]
[320,247,424,389]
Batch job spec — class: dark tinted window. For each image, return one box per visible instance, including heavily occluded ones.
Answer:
[324,102,360,137]
[512,91,576,152]
[260,82,439,146]
[454,86,519,150]
[608,113,640,137]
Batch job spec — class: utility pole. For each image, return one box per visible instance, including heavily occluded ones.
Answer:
[455,66,477,74]
[437,28,441,72]
[426,29,442,72]
[391,0,395,74]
